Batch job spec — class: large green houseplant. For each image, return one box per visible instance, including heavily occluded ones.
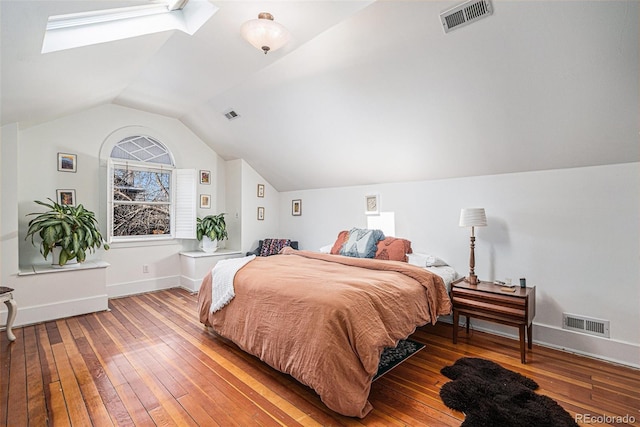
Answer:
[25,199,110,266]
[196,213,227,253]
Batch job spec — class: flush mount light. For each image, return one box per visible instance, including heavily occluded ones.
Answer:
[240,12,291,54]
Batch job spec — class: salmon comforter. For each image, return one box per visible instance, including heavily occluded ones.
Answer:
[197,248,452,418]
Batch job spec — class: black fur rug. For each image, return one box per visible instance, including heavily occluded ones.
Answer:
[440,357,578,427]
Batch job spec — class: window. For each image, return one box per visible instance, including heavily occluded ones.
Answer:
[42,1,219,53]
[108,135,196,242]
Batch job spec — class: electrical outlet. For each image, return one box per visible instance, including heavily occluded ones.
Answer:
[143,264,149,273]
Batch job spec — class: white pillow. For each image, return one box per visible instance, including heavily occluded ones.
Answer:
[408,253,448,267]
[319,244,333,253]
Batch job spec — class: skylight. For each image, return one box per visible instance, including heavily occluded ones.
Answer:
[42,0,218,53]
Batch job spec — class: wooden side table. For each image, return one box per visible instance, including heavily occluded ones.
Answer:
[0,287,17,342]
[451,280,535,363]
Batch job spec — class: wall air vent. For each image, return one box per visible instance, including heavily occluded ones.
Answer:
[562,313,610,338]
[440,0,493,33]
[224,109,240,121]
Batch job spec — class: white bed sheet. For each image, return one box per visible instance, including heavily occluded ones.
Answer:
[425,265,458,292]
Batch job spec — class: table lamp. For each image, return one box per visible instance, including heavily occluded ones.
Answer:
[459,208,487,285]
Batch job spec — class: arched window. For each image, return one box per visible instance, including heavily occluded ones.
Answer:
[108,135,195,242]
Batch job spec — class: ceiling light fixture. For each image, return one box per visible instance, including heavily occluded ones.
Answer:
[240,12,291,55]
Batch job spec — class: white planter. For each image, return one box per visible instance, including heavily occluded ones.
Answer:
[201,236,218,253]
[51,247,80,268]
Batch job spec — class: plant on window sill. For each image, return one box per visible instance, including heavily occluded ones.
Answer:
[196,213,228,253]
[25,199,110,266]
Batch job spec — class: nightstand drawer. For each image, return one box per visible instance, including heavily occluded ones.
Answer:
[452,296,525,319]
[452,287,526,307]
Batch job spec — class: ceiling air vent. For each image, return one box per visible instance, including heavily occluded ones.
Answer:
[224,109,240,121]
[440,0,493,33]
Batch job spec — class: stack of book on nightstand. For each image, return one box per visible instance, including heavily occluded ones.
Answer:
[494,280,516,292]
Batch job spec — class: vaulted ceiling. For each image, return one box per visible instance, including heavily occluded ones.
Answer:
[2,1,638,191]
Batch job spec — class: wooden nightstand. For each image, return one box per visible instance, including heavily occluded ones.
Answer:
[451,280,536,363]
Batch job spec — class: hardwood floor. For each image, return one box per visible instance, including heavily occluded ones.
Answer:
[1,288,638,426]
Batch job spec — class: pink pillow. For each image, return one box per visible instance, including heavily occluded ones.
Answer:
[374,237,412,262]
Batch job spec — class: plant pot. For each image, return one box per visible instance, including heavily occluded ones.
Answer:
[201,236,218,253]
[51,246,80,268]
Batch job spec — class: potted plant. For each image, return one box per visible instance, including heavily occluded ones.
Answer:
[25,199,109,266]
[196,213,228,253]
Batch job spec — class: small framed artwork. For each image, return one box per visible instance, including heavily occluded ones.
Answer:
[200,194,211,209]
[292,199,302,216]
[200,170,211,185]
[365,194,379,215]
[257,184,265,198]
[57,189,76,206]
[57,153,77,172]
[257,206,265,221]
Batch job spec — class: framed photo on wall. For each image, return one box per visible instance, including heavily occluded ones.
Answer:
[257,184,265,198]
[292,199,302,216]
[257,206,265,220]
[57,189,76,206]
[200,194,211,209]
[365,194,379,215]
[200,170,211,184]
[57,153,77,172]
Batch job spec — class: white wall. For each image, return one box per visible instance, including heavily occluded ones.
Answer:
[2,104,228,326]
[240,160,280,252]
[279,163,640,367]
[1,124,19,285]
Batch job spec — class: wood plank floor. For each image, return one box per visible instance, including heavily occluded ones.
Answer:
[1,288,638,426]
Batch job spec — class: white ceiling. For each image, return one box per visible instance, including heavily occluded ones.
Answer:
[2,0,638,191]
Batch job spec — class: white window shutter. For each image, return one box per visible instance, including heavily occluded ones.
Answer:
[175,169,197,239]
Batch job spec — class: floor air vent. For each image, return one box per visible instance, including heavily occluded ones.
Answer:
[562,313,610,338]
[440,0,493,33]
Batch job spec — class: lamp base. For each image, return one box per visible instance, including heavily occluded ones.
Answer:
[465,274,479,285]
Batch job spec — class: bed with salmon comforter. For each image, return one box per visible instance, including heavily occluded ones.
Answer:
[197,248,452,418]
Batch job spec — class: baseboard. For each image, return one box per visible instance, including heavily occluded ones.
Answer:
[179,275,201,293]
[441,315,640,368]
[0,294,108,328]
[107,275,181,298]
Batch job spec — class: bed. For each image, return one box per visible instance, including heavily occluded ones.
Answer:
[197,247,452,418]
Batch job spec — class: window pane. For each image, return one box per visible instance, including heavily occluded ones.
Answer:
[113,168,170,202]
[110,136,173,165]
[113,204,170,236]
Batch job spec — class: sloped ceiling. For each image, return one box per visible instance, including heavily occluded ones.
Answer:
[2,0,638,191]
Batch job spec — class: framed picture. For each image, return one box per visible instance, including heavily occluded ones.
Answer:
[200,170,211,185]
[257,206,265,221]
[57,153,77,172]
[365,194,379,215]
[200,194,211,209]
[57,189,76,206]
[292,199,302,216]
[257,184,265,198]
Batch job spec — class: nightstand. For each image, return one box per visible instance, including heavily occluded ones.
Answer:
[451,280,536,363]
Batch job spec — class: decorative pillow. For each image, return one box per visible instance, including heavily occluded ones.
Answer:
[259,238,292,256]
[374,237,412,262]
[339,228,385,258]
[407,253,448,267]
[330,230,350,255]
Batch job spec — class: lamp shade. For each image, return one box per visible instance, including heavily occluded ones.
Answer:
[240,12,290,54]
[459,208,487,227]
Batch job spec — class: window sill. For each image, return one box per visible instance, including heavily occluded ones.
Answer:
[108,239,184,249]
[18,260,110,276]
[179,249,242,258]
